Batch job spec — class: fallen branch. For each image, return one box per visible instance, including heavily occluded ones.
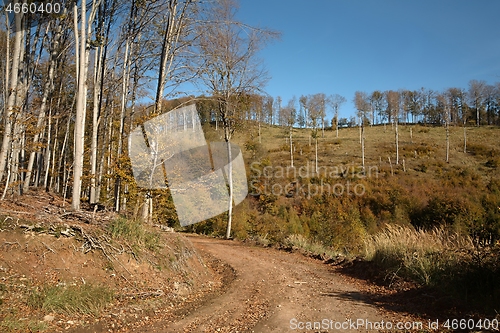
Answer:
[41,242,56,253]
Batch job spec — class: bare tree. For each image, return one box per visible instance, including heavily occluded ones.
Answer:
[282,97,297,168]
[370,90,385,125]
[437,93,451,162]
[71,0,103,211]
[386,90,400,165]
[328,94,346,138]
[354,91,370,170]
[194,0,278,238]
[0,7,24,184]
[154,0,196,115]
[468,79,485,127]
[307,93,324,173]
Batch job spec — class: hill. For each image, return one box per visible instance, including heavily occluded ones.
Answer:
[191,122,500,313]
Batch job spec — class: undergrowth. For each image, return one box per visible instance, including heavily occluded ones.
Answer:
[364,225,500,312]
[107,217,162,252]
[28,283,114,316]
[0,316,47,333]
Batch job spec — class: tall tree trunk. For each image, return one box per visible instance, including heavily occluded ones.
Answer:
[72,1,87,211]
[89,44,104,204]
[72,0,102,210]
[0,9,23,182]
[463,121,467,153]
[289,127,293,168]
[225,136,234,239]
[114,33,131,212]
[361,123,365,170]
[395,119,399,165]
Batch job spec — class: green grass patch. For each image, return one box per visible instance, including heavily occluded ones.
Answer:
[28,283,114,316]
[108,217,162,252]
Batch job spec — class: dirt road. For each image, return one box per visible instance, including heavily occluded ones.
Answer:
[137,235,417,333]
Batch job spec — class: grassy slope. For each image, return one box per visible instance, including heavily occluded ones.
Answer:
[220,122,500,313]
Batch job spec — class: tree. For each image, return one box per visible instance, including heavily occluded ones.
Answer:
[484,84,496,125]
[23,10,66,192]
[299,95,307,128]
[468,79,486,127]
[154,0,195,115]
[194,0,278,238]
[354,91,370,170]
[282,97,297,168]
[386,90,400,165]
[328,94,345,137]
[0,7,24,184]
[437,93,451,162]
[307,93,324,173]
[370,90,385,125]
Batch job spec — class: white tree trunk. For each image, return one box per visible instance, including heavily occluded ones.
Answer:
[72,0,101,210]
[72,1,88,211]
[225,139,233,239]
[315,137,318,174]
[361,124,365,170]
[463,122,467,153]
[395,120,399,165]
[0,9,23,182]
[90,43,104,204]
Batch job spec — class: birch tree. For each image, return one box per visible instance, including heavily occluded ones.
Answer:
[72,0,102,211]
[328,94,345,138]
[468,79,485,127]
[0,7,24,184]
[386,90,400,165]
[282,97,296,168]
[354,91,369,170]
[195,0,278,238]
[154,0,195,115]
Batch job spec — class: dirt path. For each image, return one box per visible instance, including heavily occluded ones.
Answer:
[137,235,417,333]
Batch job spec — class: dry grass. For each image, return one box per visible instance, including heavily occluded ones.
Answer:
[284,234,340,259]
[233,123,499,177]
[28,283,114,316]
[364,225,474,285]
[363,225,500,310]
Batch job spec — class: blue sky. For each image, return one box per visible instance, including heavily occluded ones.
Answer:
[236,0,500,119]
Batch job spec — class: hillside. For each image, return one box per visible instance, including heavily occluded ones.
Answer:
[0,191,226,332]
[0,124,498,332]
[193,122,500,314]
